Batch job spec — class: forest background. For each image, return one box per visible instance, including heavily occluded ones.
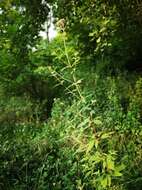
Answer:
[1,0,142,190]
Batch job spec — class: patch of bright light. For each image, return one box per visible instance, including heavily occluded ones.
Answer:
[48,24,57,40]
[39,5,57,41]
[39,24,57,41]
[39,31,47,39]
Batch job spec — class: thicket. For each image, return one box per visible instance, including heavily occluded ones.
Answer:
[0,0,142,190]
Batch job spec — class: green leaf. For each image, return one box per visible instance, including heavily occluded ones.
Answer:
[94,118,102,125]
[101,176,108,188]
[101,132,114,139]
[113,170,122,177]
[114,164,125,176]
[78,118,90,128]
[94,139,99,149]
[86,139,94,153]
[107,175,111,187]
[106,155,115,170]
[96,37,101,43]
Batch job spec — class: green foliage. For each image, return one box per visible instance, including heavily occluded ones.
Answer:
[1,74,142,189]
[53,0,142,70]
[1,1,142,190]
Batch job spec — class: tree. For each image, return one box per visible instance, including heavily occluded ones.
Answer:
[52,0,142,71]
[0,0,50,95]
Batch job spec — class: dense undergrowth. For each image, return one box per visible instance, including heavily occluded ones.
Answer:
[1,1,142,190]
[1,66,142,190]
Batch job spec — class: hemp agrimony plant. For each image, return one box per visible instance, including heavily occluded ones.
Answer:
[48,19,85,101]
